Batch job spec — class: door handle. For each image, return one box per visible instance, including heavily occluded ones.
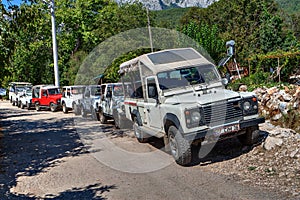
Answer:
[147,109,150,112]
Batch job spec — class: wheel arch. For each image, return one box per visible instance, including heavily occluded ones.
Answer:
[163,113,183,135]
[131,109,142,126]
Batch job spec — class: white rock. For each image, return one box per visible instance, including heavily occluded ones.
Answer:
[267,87,278,95]
[290,149,298,158]
[282,94,293,101]
[272,113,282,121]
[263,136,283,150]
[279,172,285,178]
[279,102,289,114]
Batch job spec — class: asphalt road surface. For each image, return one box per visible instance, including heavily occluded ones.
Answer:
[0,100,289,199]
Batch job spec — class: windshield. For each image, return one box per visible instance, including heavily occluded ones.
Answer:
[26,91,32,96]
[72,87,85,95]
[157,65,220,90]
[16,87,27,92]
[91,86,101,96]
[113,85,124,96]
[48,88,60,95]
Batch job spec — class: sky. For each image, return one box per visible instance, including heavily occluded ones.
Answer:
[2,0,23,8]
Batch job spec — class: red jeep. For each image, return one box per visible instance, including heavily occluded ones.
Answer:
[32,85,62,112]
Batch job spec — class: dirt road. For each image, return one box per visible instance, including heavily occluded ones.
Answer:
[0,101,289,199]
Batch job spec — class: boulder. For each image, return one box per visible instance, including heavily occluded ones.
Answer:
[263,136,283,151]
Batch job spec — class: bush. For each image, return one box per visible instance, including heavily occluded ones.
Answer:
[228,71,284,91]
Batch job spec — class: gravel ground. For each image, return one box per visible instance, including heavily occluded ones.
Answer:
[0,100,295,199]
[201,122,300,198]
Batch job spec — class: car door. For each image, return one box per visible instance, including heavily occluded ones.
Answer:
[40,89,48,106]
[83,88,91,111]
[144,76,162,130]
[105,85,113,115]
[66,88,72,108]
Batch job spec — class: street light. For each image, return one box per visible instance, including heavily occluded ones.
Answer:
[44,0,60,87]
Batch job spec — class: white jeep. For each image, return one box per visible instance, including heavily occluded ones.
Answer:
[98,83,128,127]
[8,82,32,106]
[61,85,85,115]
[80,85,102,120]
[119,48,265,166]
[19,89,33,109]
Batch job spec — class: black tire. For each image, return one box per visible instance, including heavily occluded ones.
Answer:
[167,126,192,166]
[35,102,41,111]
[238,125,259,145]
[26,102,30,110]
[12,100,15,106]
[113,111,121,129]
[18,101,21,108]
[81,105,87,117]
[91,108,100,121]
[50,103,56,112]
[62,103,68,114]
[99,110,107,124]
[133,117,148,143]
[10,97,12,103]
[73,104,80,115]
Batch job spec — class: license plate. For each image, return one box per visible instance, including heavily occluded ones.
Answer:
[214,124,240,135]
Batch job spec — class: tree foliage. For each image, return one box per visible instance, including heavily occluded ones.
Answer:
[1,0,300,88]
[0,0,149,88]
[180,22,225,62]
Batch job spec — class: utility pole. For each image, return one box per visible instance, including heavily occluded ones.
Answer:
[146,8,153,53]
[50,0,60,87]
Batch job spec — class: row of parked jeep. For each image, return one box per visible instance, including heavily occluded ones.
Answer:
[8,48,265,166]
[8,82,126,128]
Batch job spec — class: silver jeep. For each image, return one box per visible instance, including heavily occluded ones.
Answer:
[98,83,129,128]
[119,48,265,166]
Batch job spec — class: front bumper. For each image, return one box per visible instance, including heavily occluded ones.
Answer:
[184,117,265,142]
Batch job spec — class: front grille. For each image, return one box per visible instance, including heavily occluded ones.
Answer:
[203,101,243,126]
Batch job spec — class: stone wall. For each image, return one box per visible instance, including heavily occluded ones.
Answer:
[252,85,300,122]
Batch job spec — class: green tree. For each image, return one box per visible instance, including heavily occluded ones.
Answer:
[181,22,225,62]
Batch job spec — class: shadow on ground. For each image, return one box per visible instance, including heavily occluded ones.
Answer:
[112,122,268,167]
[0,108,116,199]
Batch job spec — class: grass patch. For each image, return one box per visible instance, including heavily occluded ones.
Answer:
[248,166,257,171]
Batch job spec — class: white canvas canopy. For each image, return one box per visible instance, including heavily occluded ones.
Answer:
[119,48,214,75]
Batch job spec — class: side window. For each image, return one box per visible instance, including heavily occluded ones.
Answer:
[107,86,112,98]
[67,88,71,97]
[62,88,66,98]
[42,90,48,97]
[84,88,90,98]
[101,85,106,95]
[9,86,14,92]
[147,77,158,99]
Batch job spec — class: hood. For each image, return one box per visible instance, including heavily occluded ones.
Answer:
[164,88,241,106]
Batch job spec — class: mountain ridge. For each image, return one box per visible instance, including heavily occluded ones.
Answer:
[117,0,218,10]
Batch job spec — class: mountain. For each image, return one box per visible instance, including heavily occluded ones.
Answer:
[117,0,218,10]
[275,0,300,15]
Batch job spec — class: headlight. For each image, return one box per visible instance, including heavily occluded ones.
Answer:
[241,97,258,115]
[243,101,251,111]
[191,111,201,122]
[185,108,204,128]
